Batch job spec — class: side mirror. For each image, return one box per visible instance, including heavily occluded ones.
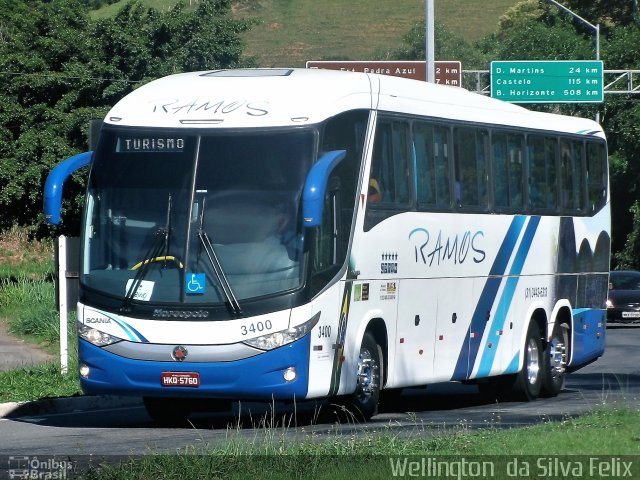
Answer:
[44,151,93,225]
[302,150,346,228]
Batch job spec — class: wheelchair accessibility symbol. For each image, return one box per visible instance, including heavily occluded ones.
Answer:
[185,272,206,295]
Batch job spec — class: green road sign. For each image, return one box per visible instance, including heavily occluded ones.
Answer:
[491,60,604,103]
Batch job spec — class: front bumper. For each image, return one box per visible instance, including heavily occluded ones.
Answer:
[78,335,311,400]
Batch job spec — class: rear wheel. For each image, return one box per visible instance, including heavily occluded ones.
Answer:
[541,323,568,397]
[513,322,543,401]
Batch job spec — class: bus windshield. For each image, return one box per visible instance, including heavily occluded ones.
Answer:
[82,128,316,307]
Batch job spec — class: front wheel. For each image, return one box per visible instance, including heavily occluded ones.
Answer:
[513,322,543,401]
[346,332,382,420]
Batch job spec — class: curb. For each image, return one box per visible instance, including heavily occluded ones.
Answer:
[0,395,142,419]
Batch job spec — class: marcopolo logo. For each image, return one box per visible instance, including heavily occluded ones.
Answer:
[153,309,209,319]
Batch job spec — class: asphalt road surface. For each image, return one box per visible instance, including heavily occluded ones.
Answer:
[0,326,637,466]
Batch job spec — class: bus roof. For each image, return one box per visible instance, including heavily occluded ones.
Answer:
[104,68,604,138]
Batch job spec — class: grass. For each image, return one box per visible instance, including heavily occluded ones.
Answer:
[90,0,519,67]
[77,408,640,479]
[0,226,82,402]
[0,226,56,344]
[236,0,518,67]
[0,362,80,403]
[0,225,53,280]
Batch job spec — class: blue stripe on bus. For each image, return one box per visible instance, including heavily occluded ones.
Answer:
[506,351,519,373]
[451,216,526,380]
[115,319,150,343]
[475,216,540,377]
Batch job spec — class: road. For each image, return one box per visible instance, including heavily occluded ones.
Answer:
[0,326,637,463]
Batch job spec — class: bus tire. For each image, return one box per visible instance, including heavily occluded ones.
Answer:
[513,322,543,401]
[347,332,382,420]
[541,323,568,397]
[143,397,191,427]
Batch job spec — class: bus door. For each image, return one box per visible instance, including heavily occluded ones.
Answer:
[393,279,438,387]
[433,277,477,382]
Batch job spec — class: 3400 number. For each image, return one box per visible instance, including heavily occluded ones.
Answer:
[318,325,332,338]
[240,320,273,336]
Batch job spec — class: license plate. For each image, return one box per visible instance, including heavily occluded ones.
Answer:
[161,372,200,388]
[622,311,640,319]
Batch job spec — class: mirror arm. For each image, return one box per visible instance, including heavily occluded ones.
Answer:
[302,150,346,228]
[44,151,93,225]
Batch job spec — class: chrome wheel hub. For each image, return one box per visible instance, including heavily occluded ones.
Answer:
[526,337,540,385]
[356,348,379,397]
[548,338,567,379]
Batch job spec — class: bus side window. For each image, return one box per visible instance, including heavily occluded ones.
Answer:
[414,122,450,209]
[368,118,411,208]
[433,126,451,208]
[311,109,369,291]
[560,139,585,213]
[454,126,488,210]
[527,136,557,212]
[492,132,523,211]
[414,127,434,205]
[586,142,607,213]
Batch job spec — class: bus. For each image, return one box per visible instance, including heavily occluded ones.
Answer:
[44,68,609,423]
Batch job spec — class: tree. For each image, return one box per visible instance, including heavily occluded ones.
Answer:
[0,0,253,235]
[563,0,639,30]
[388,21,487,69]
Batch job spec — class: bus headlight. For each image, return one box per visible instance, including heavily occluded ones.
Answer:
[243,312,321,351]
[78,322,123,347]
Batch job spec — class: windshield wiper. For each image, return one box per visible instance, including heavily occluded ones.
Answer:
[121,194,173,312]
[197,198,242,316]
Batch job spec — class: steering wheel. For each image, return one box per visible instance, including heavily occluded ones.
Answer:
[130,256,184,271]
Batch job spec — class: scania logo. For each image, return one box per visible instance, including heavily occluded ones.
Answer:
[153,309,209,319]
[85,317,111,324]
[172,346,188,362]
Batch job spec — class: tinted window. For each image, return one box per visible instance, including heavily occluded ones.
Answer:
[560,140,585,212]
[587,142,607,213]
[368,119,411,207]
[454,127,488,209]
[527,136,557,211]
[492,132,524,210]
[414,122,451,208]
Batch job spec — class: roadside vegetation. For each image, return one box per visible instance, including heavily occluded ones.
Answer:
[0,227,81,402]
[78,408,640,479]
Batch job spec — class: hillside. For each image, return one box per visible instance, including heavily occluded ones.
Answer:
[92,0,518,68]
[235,0,517,67]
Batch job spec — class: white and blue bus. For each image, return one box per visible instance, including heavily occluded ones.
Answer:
[44,68,609,422]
